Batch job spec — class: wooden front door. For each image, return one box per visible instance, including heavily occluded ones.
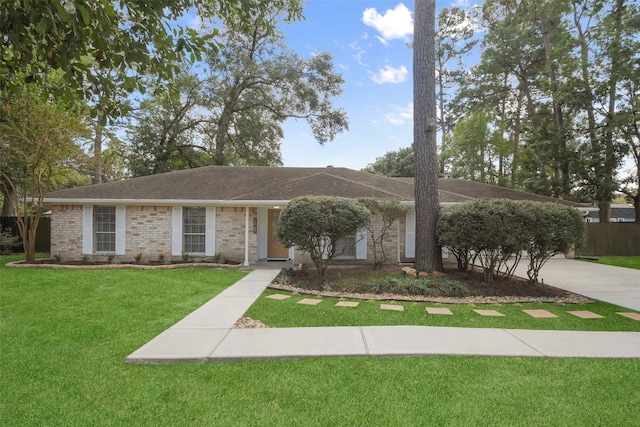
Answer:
[267,209,289,259]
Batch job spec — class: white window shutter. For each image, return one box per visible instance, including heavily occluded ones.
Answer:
[405,209,415,258]
[172,207,183,256]
[205,207,216,256]
[115,206,126,255]
[355,228,367,260]
[82,205,93,254]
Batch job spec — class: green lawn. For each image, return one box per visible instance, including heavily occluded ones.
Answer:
[2,255,639,426]
[245,290,640,331]
[581,256,640,270]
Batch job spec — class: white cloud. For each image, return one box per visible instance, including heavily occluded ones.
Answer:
[385,102,413,126]
[362,3,413,43]
[371,65,408,84]
[349,42,367,66]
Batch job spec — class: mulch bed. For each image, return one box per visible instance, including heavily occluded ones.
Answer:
[268,263,593,304]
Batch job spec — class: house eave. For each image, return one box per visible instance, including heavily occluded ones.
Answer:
[43,198,293,207]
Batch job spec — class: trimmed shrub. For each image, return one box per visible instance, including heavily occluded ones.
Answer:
[438,199,529,283]
[437,199,584,285]
[518,201,585,284]
[278,196,371,276]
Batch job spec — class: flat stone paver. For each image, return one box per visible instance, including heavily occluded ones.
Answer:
[266,294,291,300]
[335,301,359,307]
[567,310,604,319]
[426,307,453,315]
[523,309,558,319]
[381,304,404,311]
[474,309,505,317]
[617,312,640,321]
[298,298,322,305]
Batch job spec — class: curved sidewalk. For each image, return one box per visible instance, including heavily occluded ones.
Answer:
[126,260,640,363]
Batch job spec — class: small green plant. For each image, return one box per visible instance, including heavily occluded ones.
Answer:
[158,253,166,263]
[52,254,62,262]
[107,254,116,264]
[81,255,91,264]
[278,268,290,286]
[181,250,190,262]
[369,280,393,294]
[213,252,222,263]
[134,253,143,263]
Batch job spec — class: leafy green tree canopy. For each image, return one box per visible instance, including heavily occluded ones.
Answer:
[0,0,303,119]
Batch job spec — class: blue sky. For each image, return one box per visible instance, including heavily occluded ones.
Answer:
[278,1,463,170]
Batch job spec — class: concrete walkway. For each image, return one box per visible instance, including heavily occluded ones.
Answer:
[126,259,640,363]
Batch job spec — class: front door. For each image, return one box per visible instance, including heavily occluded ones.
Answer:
[267,209,289,259]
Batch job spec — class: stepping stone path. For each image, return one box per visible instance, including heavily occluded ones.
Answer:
[380,304,404,312]
[568,310,604,319]
[473,309,505,317]
[265,295,640,323]
[266,294,291,300]
[297,298,322,305]
[335,301,359,307]
[426,307,453,315]
[617,312,640,321]
[522,309,558,318]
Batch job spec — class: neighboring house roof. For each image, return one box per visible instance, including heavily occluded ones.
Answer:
[44,166,589,208]
[587,204,636,221]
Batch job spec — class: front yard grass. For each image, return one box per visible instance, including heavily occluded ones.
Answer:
[2,255,639,426]
[581,255,640,270]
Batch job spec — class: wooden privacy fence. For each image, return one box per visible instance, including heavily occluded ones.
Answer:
[575,223,640,256]
[0,216,51,253]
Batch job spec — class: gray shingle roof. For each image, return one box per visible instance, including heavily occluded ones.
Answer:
[44,166,588,207]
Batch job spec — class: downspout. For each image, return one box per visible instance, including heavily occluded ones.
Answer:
[397,218,401,264]
[244,208,249,267]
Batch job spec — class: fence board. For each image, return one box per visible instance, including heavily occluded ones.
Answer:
[576,223,640,256]
[0,216,51,253]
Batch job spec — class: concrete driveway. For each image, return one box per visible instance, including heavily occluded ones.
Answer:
[513,258,640,311]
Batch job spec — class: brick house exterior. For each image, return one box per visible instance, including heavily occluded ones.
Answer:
[45,166,588,265]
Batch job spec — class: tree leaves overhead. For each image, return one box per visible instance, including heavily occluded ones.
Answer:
[0,0,303,120]
[125,3,347,174]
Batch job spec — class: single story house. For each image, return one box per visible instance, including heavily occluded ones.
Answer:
[44,166,589,266]
[585,204,636,223]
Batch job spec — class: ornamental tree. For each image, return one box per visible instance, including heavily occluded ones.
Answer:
[277,196,371,276]
[358,198,409,270]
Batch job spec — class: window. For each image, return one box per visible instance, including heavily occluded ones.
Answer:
[183,207,206,253]
[94,206,116,253]
[335,234,356,258]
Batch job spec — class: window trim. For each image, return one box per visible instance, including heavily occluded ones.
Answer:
[182,207,206,255]
[94,206,117,253]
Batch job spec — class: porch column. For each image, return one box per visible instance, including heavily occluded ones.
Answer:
[243,207,250,267]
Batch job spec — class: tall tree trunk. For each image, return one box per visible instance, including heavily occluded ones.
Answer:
[413,0,443,273]
[572,1,615,222]
[93,117,103,184]
[541,19,569,198]
[598,0,624,223]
